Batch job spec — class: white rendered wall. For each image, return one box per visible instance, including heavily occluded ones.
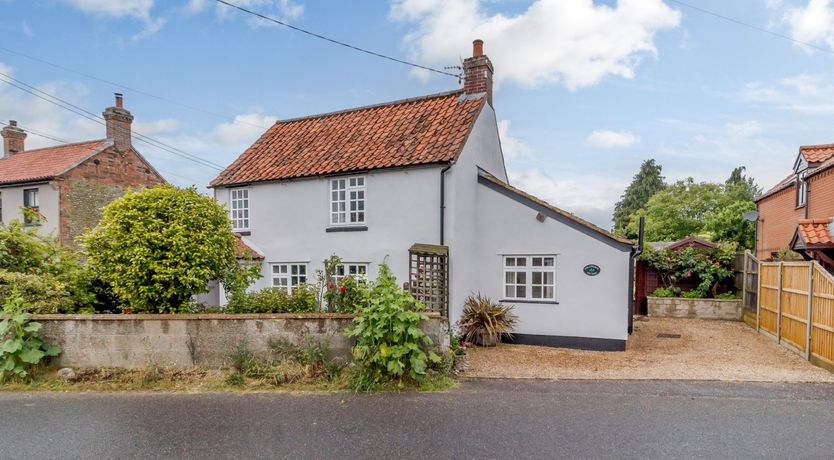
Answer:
[215,166,441,292]
[0,182,60,236]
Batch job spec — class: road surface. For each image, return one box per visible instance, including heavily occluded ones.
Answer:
[1,379,833,459]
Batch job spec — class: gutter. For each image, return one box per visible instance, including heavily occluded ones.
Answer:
[439,164,452,245]
[627,217,645,335]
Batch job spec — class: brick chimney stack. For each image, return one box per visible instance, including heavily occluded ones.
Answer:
[1,120,26,158]
[103,93,133,152]
[463,39,494,106]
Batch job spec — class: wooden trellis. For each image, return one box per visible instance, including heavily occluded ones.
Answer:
[408,243,449,317]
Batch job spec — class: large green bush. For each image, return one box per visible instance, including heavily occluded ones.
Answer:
[83,186,258,313]
[226,285,318,314]
[0,270,74,314]
[640,244,736,298]
[346,264,440,390]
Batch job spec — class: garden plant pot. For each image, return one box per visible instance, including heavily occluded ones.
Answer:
[475,330,498,347]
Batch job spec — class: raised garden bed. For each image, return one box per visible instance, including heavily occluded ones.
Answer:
[647,297,742,321]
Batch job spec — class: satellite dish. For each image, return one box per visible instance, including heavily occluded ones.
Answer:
[743,211,758,222]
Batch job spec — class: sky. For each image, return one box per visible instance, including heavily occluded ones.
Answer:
[1,0,834,229]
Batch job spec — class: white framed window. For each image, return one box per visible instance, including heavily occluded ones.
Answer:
[330,176,365,225]
[332,263,369,283]
[271,263,308,292]
[23,188,39,226]
[503,255,556,301]
[230,188,250,231]
[797,177,808,208]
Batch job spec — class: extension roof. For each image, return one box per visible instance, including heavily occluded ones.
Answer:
[234,233,265,260]
[795,218,834,247]
[0,139,111,186]
[800,143,834,164]
[210,90,486,187]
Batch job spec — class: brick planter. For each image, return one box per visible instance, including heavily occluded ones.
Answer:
[647,297,742,321]
[33,313,449,369]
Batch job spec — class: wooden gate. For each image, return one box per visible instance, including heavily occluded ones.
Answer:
[408,243,449,317]
[757,261,834,370]
[740,250,759,324]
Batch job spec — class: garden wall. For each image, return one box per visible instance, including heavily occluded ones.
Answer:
[35,313,449,369]
[647,297,742,321]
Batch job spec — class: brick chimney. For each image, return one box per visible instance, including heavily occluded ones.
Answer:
[102,93,133,151]
[1,120,26,157]
[463,39,494,106]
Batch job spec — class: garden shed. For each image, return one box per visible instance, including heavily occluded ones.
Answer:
[634,236,717,315]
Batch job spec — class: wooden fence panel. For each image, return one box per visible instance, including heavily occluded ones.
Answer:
[758,263,779,337]
[779,264,810,353]
[810,265,834,371]
[742,251,759,313]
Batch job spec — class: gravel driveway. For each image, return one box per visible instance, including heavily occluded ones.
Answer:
[465,317,834,382]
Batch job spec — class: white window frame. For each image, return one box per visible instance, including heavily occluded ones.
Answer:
[332,263,369,283]
[330,176,366,226]
[797,176,808,208]
[502,255,557,302]
[23,188,40,226]
[271,263,308,293]
[230,188,250,231]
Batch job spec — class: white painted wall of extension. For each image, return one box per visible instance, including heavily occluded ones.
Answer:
[0,181,60,235]
[215,165,442,291]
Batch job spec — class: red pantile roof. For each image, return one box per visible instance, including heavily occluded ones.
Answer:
[797,218,834,246]
[234,234,264,260]
[0,139,110,185]
[210,90,486,187]
[801,143,834,164]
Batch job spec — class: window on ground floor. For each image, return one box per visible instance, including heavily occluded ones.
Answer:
[503,255,556,301]
[271,263,308,292]
[332,263,369,283]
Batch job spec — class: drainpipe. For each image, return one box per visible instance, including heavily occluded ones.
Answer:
[440,164,452,245]
[627,217,645,335]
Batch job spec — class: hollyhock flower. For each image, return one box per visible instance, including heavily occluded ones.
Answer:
[339,286,346,293]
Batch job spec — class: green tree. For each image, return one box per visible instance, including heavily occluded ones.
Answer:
[613,159,665,237]
[83,186,254,313]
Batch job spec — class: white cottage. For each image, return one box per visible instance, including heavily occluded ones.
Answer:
[210,41,637,350]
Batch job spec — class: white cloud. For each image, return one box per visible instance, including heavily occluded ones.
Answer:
[61,0,164,41]
[211,113,277,144]
[390,0,680,89]
[133,118,180,137]
[725,120,762,139]
[784,0,834,51]
[587,129,640,148]
[508,168,627,229]
[193,0,304,25]
[741,73,834,113]
[497,119,531,161]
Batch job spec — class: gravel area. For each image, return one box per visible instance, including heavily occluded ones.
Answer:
[465,317,834,382]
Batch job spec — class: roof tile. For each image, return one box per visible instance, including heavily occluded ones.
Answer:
[801,143,834,164]
[0,139,110,185]
[210,91,485,187]
[797,218,834,245]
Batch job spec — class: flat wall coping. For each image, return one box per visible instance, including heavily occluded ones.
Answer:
[27,312,443,321]
[647,297,740,303]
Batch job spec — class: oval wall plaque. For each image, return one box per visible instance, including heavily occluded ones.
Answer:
[583,264,601,276]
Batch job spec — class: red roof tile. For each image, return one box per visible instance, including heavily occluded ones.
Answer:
[0,139,110,185]
[801,143,834,164]
[234,234,264,260]
[210,90,485,187]
[797,218,834,246]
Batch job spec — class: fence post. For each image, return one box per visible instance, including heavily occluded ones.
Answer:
[776,262,783,343]
[806,264,814,361]
[742,251,748,311]
[756,259,762,332]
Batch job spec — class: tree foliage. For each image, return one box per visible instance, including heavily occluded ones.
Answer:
[0,291,61,381]
[613,159,665,237]
[624,166,760,249]
[83,186,249,313]
[640,244,736,297]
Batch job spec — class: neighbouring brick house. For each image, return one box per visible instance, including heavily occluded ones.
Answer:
[0,94,165,245]
[756,143,834,268]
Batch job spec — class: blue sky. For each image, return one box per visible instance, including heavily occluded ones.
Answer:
[1,0,834,228]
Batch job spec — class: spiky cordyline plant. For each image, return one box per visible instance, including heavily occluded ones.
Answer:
[460,293,518,346]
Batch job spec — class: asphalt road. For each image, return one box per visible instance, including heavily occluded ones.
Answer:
[2,379,834,459]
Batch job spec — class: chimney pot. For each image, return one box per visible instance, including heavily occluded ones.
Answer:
[9,120,17,127]
[115,93,124,108]
[473,39,484,57]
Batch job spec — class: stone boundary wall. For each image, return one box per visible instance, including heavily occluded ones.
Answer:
[647,297,743,321]
[33,313,449,369]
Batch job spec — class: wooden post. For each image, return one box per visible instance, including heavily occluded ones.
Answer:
[742,251,748,311]
[805,263,814,360]
[776,262,783,343]
[756,259,762,332]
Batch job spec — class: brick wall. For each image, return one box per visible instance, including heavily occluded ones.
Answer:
[56,147,164,246]
[756,185,804,260]
[808,168,834,219]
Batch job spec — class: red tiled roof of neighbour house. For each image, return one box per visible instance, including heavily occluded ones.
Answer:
[0,139,111,185]
[808,156,834,178]
[800,143,834,164]
[796,218,834,246]
[234,234,264,260]
[756,173,796,202]
[210,90,486,187]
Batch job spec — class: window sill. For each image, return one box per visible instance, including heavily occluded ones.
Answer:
[326,226,368,233]
[500,299,559,305]
[235,230,251,236]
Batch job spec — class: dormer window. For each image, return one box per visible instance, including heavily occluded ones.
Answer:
[797,175,808,208]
